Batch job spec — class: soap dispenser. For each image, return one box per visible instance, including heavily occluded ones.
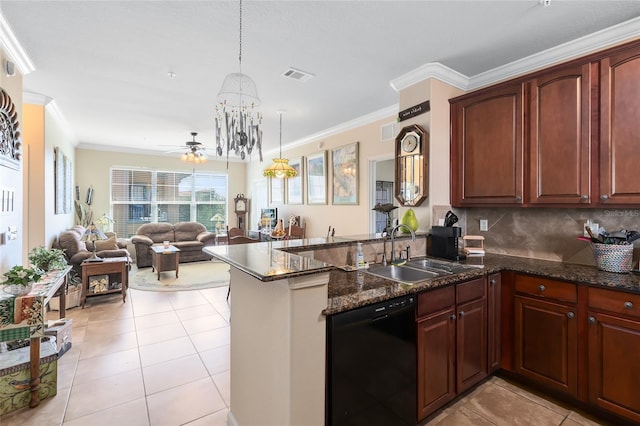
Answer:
[356,243,366,269]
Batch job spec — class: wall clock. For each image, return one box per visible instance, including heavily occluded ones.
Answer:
[395,124,429,207]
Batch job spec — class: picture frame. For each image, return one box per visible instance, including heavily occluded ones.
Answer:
[332,142,359,205]
[269,177,284,205]
[306,151,327,205]
[54,147,64,214]
[286,157,304,205]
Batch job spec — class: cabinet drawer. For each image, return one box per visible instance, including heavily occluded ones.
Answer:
[515,274,576,304]
[456,277,486,305]
[418,285,455,318]
[588,287,640,319]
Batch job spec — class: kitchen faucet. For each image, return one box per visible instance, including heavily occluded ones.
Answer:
[388,224,416,265]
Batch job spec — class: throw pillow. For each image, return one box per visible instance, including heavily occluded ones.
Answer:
[95,236,118,251]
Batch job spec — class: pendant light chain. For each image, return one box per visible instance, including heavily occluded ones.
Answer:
[238,0,243,92]
[279,112,283,158]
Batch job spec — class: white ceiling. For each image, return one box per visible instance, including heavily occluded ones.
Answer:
[2,1,640,161]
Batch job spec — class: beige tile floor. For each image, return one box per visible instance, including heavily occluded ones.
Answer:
[0,285,611,426]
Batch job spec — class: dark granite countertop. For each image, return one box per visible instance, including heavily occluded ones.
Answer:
[203,238,640,316]
[324,253,640,315]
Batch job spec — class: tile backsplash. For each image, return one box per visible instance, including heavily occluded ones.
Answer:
[459,207,640,268]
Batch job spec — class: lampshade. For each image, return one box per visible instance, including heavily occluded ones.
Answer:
[214,0,263,163]
[263,112,298,179]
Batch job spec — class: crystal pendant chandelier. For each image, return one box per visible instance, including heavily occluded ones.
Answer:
[263,111,298,179]
[215,0,263,163]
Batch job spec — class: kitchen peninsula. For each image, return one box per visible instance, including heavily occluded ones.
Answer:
[204,236,640,426]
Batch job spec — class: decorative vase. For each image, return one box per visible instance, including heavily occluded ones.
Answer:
[2,282,33,296]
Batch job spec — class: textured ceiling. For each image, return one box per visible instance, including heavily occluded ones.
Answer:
[2,1,640,160]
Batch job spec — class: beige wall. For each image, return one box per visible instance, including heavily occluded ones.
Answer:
[246,115,398,238]
[0,49,23,269]
[74,149,247,232]
[23,103,76,251]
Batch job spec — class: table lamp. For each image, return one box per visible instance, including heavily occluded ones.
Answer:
[82,223,107,262]
[94,213,114,233]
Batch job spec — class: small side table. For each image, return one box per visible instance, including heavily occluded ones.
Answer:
[150,245,180,280]
[81,257,129,308]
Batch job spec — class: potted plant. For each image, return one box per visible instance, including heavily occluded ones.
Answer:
[28,246,68,272]
[2,265,43,296]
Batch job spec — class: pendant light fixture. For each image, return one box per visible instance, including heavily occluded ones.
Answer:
[215,0,263,164]
[263,111,298,179]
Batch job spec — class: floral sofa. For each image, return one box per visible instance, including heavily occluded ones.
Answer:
[130,222,216,268]
[52,225,131,274]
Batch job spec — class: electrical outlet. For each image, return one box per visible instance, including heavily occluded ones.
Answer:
[480,219,488,232]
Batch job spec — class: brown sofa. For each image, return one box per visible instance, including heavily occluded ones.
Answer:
[130,222,216,268]
[52,225,131,274]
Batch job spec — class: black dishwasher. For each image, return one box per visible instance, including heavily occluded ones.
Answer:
[327,295,416,426]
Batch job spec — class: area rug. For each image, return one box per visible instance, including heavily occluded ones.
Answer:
[128,261,230,292]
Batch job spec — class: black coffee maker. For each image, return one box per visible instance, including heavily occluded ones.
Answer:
[429,226,466,261]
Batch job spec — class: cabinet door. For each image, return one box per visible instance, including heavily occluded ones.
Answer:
[456,297,487,393]
[417,308,456,421]
[514,295,578,397]
[487,273,502,373]
[588,311,640,423]
[599,44,640,204]
[450,83,524,206]
[528,64,592,205]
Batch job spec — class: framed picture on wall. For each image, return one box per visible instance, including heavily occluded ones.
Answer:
[286,157,304,205]
[269,177,284,205]
[332,142,359,205]
[306,151,327,205]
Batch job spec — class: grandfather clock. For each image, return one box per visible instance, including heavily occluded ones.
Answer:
[234,194,249,230]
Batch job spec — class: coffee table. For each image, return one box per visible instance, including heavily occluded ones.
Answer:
[150,245,180,280]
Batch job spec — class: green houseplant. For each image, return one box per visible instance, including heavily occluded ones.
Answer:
[2,265,43,296]
[28,246,68,272]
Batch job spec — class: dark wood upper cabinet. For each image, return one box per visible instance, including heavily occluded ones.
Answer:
[450,39,640,207]
[599,43,640,204]
[528,64,592,205]
[450,84,524,206]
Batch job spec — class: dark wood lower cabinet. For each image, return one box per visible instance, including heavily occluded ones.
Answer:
[487,273,502,372]
[514,295,578,397]
[588,311,640,423]
[417,308,456,420]
[417,277,487,421]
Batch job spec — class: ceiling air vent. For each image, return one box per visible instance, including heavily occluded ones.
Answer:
[281,67,315,82]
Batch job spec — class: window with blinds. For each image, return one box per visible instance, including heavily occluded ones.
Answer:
[110,168,227,237]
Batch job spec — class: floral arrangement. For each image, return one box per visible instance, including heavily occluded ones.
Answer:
[2,265,43,286]
[28,246,68,272]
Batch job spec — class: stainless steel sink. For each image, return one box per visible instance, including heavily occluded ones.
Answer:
[406,258,479,274]
[365,265,439,283]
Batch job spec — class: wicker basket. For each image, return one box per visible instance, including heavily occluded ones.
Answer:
[592,243,633,273]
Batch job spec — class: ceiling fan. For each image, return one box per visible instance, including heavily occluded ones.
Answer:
[164,132,209,163]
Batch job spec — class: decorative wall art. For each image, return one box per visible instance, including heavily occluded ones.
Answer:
[306,151,327,205]
[269,177,284,205]
[54,147,72,214]
[332,142,359,205]
[0,88,21,170]
[286,157,304,205]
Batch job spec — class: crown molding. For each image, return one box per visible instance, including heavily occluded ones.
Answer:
[468,16,640,90]
[0,12,35,75]
[23,91,52,105]
[263,104,398,156]
[45,99,78,144]
[390,62,469,92]
[391,16,640,94]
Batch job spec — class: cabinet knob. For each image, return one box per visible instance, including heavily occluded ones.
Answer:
[588,316,596,324]
[515,196,522,201]
[538,285,546,292]
[624,301,633,310]
[580,195,589,201]
[600,194,609,200]
[450,314,456,321]
[566,312,575,319]
[459,311,465,317]
[490,279,496,286]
